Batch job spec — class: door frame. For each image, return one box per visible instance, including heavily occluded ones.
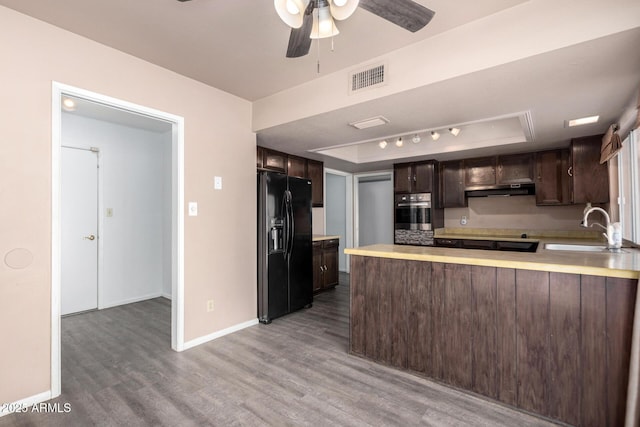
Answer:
[51,82,186,399]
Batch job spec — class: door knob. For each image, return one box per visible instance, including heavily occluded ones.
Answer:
[83,235,96,241]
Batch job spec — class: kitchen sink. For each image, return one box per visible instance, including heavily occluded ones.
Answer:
[544,243,609,252]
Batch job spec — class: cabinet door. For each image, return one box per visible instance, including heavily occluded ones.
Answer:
[312,241,323,293]
[413,161,435,193]
[394,163,413,193]
[440,161,466,208]
[306,160,324,207]
[465,157,496,188]
[322,240,339,288]
[287,156,306,178]
[497,153,534,185]
[571,135,609,204]
[535,150,571,205]
[263,148,287,173]
[256,146,264,168]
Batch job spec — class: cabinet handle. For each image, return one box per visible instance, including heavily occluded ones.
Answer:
[413,175,417,182]
[567,166,573,177]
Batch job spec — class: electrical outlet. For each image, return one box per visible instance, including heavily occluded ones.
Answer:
[214,176,222,190]
[206,300,214,312]
[460,215,468,225]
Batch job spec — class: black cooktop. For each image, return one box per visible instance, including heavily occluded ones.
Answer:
[434,238,539,253]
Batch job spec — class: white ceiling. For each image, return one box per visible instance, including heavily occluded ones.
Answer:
[3,0,639,172]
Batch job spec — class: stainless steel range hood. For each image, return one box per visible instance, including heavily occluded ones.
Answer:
[465,184,535,198]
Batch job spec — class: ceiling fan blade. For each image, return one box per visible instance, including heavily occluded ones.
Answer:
[358,0,435,32]
[286,9,314,58]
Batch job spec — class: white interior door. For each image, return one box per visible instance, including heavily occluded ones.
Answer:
[61,147,98,315]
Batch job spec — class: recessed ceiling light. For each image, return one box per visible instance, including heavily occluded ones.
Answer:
[62,97,76,111]
[378,140,387,149]
[349,115,390,130]
[565,115,599,127]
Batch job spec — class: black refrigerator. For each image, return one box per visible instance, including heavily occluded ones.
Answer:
[257,171,313,324]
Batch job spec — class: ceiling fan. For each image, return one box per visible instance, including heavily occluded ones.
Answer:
[176,0,435,58]
[275,0,435,58]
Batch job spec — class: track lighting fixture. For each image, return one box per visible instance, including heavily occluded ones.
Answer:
[412,134,421,144]
[431,131,440,141]
[378,140,388,149]
[449,127,461,136]
[395,137,403,147]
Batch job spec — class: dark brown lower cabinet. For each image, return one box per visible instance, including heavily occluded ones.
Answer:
[313,238,339,293]
[349,256,637,426]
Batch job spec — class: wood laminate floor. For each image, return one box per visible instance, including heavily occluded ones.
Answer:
[1,274,557,426]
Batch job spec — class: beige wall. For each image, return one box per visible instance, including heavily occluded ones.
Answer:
[0,6,256,404]
[445,196,590,231]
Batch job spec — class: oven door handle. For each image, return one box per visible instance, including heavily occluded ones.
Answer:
[396,202,431,207]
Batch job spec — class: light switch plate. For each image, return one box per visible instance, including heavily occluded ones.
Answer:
[214,176,222,190]
[188,202,198,216]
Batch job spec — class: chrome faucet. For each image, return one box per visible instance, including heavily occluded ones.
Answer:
[581,205,622,250]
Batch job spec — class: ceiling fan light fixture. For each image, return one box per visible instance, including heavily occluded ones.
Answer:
[329,0,360,21]
[431,131,440,141]
[310,4,339,39]
[449,127,461,136]
[274,0,307,29]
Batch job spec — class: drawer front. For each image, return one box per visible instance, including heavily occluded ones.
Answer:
[323,239,339,248]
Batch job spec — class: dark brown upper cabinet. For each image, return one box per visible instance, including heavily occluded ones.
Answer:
[256,146,264,169]
[306,159,324,207]
[535,149,572,206]
[261,148,287,174]
[571,135,609,204]
[465,157,496,188]
[440,160,467,208]
[287,155,306,178]
[393,161,436,193]
[497,153,535,185]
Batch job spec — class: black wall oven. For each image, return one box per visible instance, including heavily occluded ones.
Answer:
[394,193,434,246]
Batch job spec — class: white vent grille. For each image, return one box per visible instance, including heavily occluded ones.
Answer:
[349,63,386,94]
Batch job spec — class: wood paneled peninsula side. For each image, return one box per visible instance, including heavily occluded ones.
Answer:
[345,243,640,426]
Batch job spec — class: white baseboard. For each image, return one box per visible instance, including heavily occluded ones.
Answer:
[0,390,51,417]
[182,318,259,351]
[99,292,164,310]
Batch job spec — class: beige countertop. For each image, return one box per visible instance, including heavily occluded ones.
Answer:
[313,235,340,242]
[345,236,640,279]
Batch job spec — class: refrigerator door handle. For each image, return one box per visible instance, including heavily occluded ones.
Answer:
[288,193,295,256]
[281,195,289,259]
[285,190,294,260]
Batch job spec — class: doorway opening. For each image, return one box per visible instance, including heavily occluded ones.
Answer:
[51,82,185,399]
[324,168,353,272]
[354,171,394,247]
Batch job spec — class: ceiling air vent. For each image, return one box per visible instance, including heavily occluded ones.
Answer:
[349,62,387,94]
